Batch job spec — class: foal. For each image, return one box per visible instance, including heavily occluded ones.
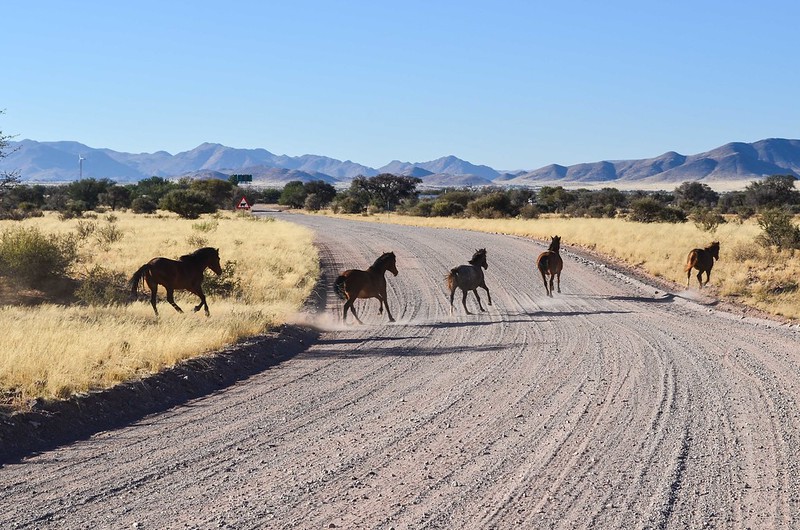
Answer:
[446,248,492,314]
[334,252,398,324]
[537,235,563,297]
[685,241,720,288]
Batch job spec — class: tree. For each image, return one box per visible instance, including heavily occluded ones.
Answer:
[189,178,234,208]
[98,185,132,210]
[132,176,176,203]
[0,111,21,213]
[279,181,307,208]
[303,180,337,207]
[159,189,217,219]
[674,181,719,209]
[350,174,422,211]
[744,175,800,210]
[67,178,115,210]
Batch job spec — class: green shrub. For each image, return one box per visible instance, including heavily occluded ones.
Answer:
[202,260,242,297]
[690,208,726,232]
[159,190,217,219]
[756,209,800,249]
[131,196,158,214]
[74,265,128,306]
[0,226,78,284]
[431,200,464,217]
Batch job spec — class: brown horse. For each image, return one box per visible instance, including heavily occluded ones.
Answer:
[446,248,491,314]
[537,235,563,297]
[129,247,222,316]
[334,252,398,324]
[685,241,720,288]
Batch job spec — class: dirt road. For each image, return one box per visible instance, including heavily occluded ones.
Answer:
[2,213,800,529]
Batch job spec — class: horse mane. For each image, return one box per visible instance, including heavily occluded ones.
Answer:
[179,247,218,264]
[369,252,395,271]
[468,249,486,266]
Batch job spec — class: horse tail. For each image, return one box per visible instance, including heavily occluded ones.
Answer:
[446,268,458,291]
[684,250,698,272]
[129,264,150,295]
[334,274,348,300]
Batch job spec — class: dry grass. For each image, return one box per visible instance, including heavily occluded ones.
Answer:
[318,211,800,321]
[0,211,318,407]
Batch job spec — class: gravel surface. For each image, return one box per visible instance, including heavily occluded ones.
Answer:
[2,212,800,529]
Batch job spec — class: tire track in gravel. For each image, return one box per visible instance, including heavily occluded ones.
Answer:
[2,212,800,530]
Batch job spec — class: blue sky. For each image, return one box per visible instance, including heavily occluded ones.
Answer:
[2,1,798,170]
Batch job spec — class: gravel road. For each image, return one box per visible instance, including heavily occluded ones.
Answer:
[2,212,800,529]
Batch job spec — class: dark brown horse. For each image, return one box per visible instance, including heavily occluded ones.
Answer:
[334,252,398,324]
[446,248,492,314]
[129,247,222,316]
[537,235,563,297]
[685,241,720,288]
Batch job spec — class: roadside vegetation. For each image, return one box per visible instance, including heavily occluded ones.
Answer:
[0,211,318,409]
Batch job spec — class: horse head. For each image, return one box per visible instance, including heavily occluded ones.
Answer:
[710,241,720,260]
[471,248,488,270]
[208,248,223,275]
[385,252,398,276]
[549,236,561,252]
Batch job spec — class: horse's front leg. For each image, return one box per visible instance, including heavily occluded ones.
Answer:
[165,288,184,313]
[696,271,704,288]
[704,269,712,286]
[193,290,210,316]
[480,281,492,306]
[380,295,395,322]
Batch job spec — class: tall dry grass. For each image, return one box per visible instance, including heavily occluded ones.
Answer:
[320,212,800,321]
[0,211,318,407]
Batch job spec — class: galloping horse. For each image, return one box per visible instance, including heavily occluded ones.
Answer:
[334,252,398,324]
[537,235,563,297]
[685,241,720,288]
[446,248,492,314]
[129,247,222,316]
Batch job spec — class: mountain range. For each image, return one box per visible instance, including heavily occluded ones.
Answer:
[3,138,800,189]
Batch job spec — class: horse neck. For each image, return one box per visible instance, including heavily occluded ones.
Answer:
[368,262,392,275]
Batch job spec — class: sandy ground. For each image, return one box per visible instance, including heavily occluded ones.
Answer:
[2,212,800,529]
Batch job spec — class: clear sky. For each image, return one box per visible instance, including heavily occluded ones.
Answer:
[2,1,798,171]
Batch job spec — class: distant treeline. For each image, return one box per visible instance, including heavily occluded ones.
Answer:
[1,174,798,228]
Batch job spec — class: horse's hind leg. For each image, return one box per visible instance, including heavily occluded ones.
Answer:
[449,286,457,315]
[540,268,550,296]
[461,290,473,315]
[473,289,486,312]
[343,299,363,324]
[145,279,159,316]
[556,272,561,294]
[166,288,184,313]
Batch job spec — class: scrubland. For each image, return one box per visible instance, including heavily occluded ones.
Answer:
[320,212,800,321]
[0,211,318,407]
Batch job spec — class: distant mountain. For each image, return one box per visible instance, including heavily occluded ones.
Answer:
[379,155,500,181]
[3,138,800,188]
[505,138,800,187]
